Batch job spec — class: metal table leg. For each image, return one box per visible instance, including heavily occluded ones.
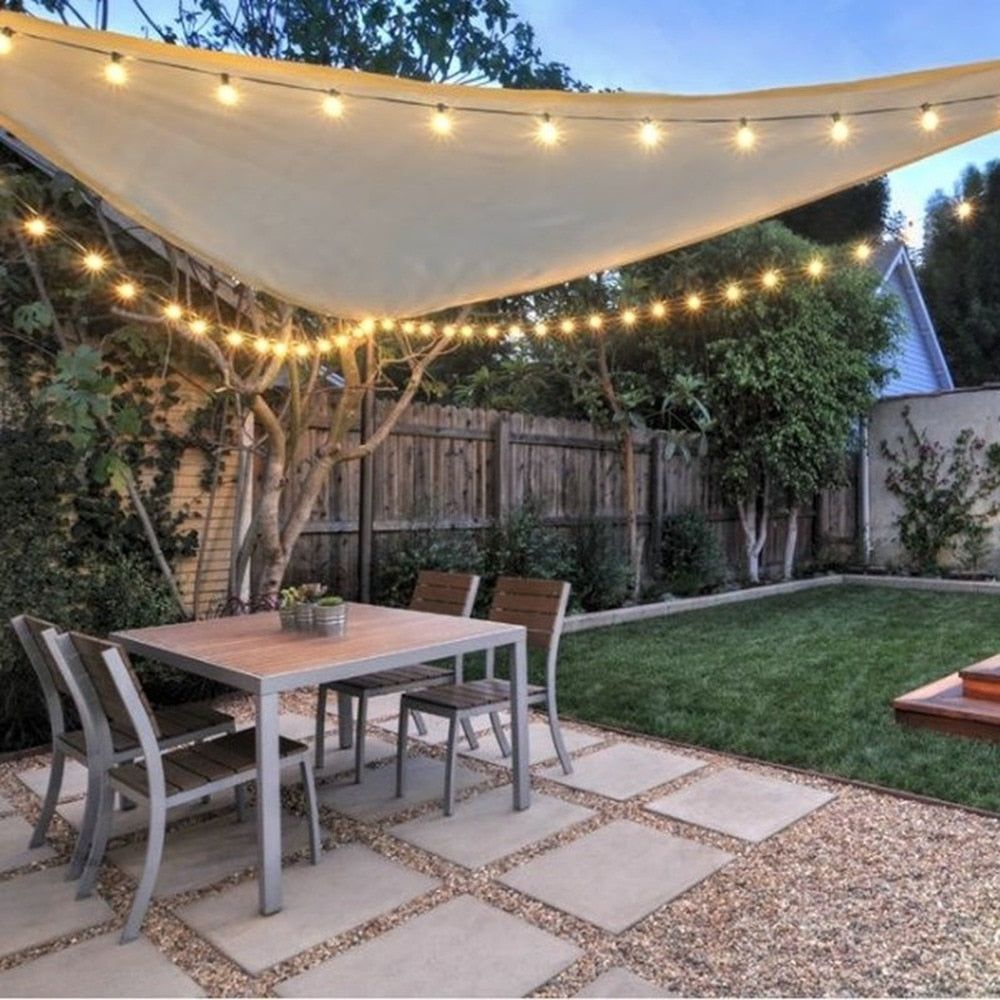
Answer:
[509,636,531,810]
[255,690,283,915]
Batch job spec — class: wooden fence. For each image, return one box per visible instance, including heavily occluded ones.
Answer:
[274,399,858,598]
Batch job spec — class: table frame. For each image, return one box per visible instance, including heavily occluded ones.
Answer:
[112,606,529,915]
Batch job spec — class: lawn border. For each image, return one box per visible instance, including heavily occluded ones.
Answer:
[564,572,1000,633]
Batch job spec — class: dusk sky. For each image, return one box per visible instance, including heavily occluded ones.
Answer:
[92,0,1000,244]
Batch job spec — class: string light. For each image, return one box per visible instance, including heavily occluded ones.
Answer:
[189,317,209,335]
[82,250,107,273]
[854,242,872,262]
[419,321,434,336]
[359,317,376,335]
[294,342,309,358]
[724,282,742,303]
[829,113,850,143]
[560,318,576,334]
[621,308,637,326]
[920,103,940,131]
[380,318,396,332]
[460,323,473,338]
[0,27,13,56]
[225,330,244,347]
[686,293,703,312]
[216,73,239,106]
[271,342,288,358]
[254,336,270,354]
[485,325,499,339]
[638,119,663,149]
[163,302,183,321]
[442,323,457,337]
[534,322,548,337]
[807,257,826,278]
[761,269,780,290]
[535,113,560,147]
[735,118,756,151]
[114,280,138,301]
[321,90,344,119]
[104,52,127,86]
[315,337,331,352]
[587,314,603,330]
[956,199,974,220]
[401,321,417,334]
[334,333,350,349]
[430,104,454,136]
[650,301,667,319]
[23,216,49,238]
[508,324,523,338]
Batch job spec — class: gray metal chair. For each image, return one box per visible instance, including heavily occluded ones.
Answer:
[314,570,483,782]
[44,629,322,944]
[396,576,573,815]
[11,614,234,879]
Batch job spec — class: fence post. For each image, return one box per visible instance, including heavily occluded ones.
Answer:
[491,414,512,523]
[357,340,375,602]
[648,434,665,572]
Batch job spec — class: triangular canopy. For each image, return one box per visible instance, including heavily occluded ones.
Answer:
[1,11,998,320]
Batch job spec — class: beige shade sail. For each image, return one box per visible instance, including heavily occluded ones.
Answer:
[0,11,998,320]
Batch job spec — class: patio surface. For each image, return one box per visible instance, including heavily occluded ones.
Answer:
[0,691,996,997]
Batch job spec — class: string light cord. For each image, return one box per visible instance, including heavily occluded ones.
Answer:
[2,22,999,133]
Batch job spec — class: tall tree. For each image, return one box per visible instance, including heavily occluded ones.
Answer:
[920,160,1000,386]
[775,177,890,246]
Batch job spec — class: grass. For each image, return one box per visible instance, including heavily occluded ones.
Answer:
[552,585,1000,812]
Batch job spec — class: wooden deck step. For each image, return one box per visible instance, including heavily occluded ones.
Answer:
[893,672,1000,742]
[958,656,1000,702]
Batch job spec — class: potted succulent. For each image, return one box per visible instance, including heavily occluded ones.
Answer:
[314,595,347,636]
[295,582,327,628]
[279,587,300,630]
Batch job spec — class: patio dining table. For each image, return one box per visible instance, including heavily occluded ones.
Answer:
[111,603,529,916]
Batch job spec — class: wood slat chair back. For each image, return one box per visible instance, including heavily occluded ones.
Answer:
[66,632,162,741]
[488,576,571,654]
[13,614,72,701]
[409,570,480,617]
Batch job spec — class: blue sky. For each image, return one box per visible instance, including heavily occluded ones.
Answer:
[85,0,1000,244]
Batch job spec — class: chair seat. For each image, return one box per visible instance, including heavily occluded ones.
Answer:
[111,728,308,799]
[326,663,452,696]
[404,678,545,713]
[59,704,233,758]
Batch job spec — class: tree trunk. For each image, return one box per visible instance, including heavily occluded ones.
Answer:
[736,484,771,584]
[620,424,643,601]
[783,503,801,581]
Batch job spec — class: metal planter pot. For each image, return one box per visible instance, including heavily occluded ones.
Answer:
[314,603,347,637]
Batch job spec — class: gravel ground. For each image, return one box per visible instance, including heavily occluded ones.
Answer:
[0,688,997,998]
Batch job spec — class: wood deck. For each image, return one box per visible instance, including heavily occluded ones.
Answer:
[893,661,1000,743]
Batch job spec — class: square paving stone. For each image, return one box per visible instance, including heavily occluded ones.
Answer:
[318,754,488,821]
[238,712,326,742]
[540,743,706,801]
[391,786,594,868]
[0,931,205,997]
[109,810,313,897]
[58,790,230,839]
[18,759,90,802]
[179,847,438,974]
[275,894,580,997]
[408,714,488,747]
[645,768,835,843]
[366,692,404,720]
[0,794,13,817]
[0,814,56,873]
[500,820,731,933]
[314,735,397,776]
[461,721,603,768]
[576,967,673,997]
[0,865,112,959]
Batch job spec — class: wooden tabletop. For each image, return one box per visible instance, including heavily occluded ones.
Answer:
[111,603,525,694]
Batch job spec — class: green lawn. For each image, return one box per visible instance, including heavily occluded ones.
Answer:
[553,585,1000,812]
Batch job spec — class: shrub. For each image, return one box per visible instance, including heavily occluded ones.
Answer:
[569,521,631,611]
[372,529,482,608]
[661,508,725,596]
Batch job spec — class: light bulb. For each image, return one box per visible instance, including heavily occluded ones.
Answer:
[359,317,376,335]
[314,337,330,353]
[322,90,344,119]
[724,282,742,303]
[587,314,603,330]
[0,28,13,56]
[560,318,576,334]
[380,318,396,332]
[460,324,473,338]
[854,242,872,262]
[920,104,939,132]
[334,334,350,349]
[536,113,560,147]
[114,280,138,301]
[216,74,239,106]
[82,251,107,273]
[254,336,270,354]
[650,301,667,319]
[621,309,637,326]
[830,113,849,144]
[807,257,825,278]
[419,322,434,336]
[294,343,310,358]
[442,324,457,338]
[401,321,417,334]
[23,216,49,238]
[638,119,663,149]
[735,118,756,151]
[761,269,779,290]
[189,318,209,335]
[226,330,244,347]
[104,53,127,86]
[685,293,703,312]
[163,302,183,321]
[430,104,453,136]
[272,342,289,358]
[956,199,973,221]
[485,325,499,339]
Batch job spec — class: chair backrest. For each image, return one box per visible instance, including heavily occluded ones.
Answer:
[10,614,71,739]
[63,632,162,742]
[488,576,571,664]
[409,570,480,618]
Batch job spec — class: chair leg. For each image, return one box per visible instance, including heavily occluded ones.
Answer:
[460,718,480,751]
[354,694,368,784]
[547,701,573,775]
[411,710,429,736]
[337,691,354,749]
[443,717,459,816]
[234,784,248,823]
[30,748,65,849]
[395,704,410,798]
[315,684,328,769]
[67,763,102,880]
[77,779,115,899]
[490,713,511,758]
[300,760,321,865]
[120,795,166,944]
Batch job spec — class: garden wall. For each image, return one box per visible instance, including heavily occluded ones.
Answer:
[867,386,1000,573]
[276,399,856,597]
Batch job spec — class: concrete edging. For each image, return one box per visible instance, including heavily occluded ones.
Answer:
[563,571,1000,633]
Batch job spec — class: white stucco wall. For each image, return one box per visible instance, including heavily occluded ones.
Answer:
[868,387,1000,572]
